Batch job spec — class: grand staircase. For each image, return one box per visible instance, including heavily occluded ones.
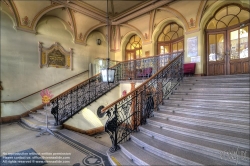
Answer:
[107,74,250,166]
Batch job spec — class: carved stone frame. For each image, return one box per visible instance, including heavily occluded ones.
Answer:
[38,42,73,70]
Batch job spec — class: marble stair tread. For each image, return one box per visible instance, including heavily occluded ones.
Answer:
[131,132,231,166]
[154,110,249,125]
[147,117,250,140]
[107,150,135,166]
[163,99,249,109]
[178,84,250,88]
[166,97,250,104]
[120,141,177,166]
[163,103,249,114]
[173,88,250,94]
[169,94,250,100]
[172,91,250,97]
[21,117,60,130]
[29,113,55,123]
[152,113,249,133]
[140,122,249,149]
[139,124,250,156]
[36,109,54,117]
[158,107,249,121]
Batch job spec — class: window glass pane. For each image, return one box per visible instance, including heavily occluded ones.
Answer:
[220,15,234,26]
[163,25,170,34]
[240,26,248,58]
[238,10,250,22]
[228,5,240,15]
[172,43,177,52]
[228,17,239,27]
[217,21,226,29]
[178,42,183,51]
[216,34,225,61]
[209,34,216,61]
[230,30,239,59]
[126,43,131,50]
[164,45,170,54]
[215,7,227,20]
[207,18,217,29]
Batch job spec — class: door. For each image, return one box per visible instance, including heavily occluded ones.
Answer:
[228,26,249,74]
[207,25,249,75]
[207,32,227,75]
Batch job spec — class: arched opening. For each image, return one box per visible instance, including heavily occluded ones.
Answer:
[206,4,250,75]
[125,35,142,60]
[157,22,184,55]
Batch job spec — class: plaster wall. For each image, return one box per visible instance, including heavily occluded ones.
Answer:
[0,13,99,117]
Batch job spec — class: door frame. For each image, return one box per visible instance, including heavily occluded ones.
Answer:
[205,21,250,75]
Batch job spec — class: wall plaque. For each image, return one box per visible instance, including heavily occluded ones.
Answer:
[38,42,73,70]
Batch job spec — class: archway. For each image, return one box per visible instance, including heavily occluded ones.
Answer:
[157,22,184,56]
[125,35,142,60]
[206,4,250,75]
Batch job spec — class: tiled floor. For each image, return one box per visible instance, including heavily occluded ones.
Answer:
[0,122,112,166]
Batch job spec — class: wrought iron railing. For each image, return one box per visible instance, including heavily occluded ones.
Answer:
[119,52,182,80]
[102,53,184,152]
[49,52,182,126]
[50,64,120,125]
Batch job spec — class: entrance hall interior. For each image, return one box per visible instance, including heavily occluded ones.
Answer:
[1,0,249,165]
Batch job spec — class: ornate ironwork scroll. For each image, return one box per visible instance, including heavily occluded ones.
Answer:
[38,42,73,70]
[104,53,184,152]
[50,63,120,125]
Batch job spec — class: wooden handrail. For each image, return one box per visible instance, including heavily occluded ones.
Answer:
[102,53,183,113]
[1,70,89,103]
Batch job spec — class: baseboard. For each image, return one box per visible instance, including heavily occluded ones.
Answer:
[63,124,104,136]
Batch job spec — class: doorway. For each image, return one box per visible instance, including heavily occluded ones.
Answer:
[206,5,250,75]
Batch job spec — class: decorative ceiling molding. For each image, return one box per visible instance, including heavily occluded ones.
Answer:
[52,0,107,23]
[31,4,64,33]
[67,8,77,43]
[120,23,146,43]
[158,6,189,32]
[82,23,107,44]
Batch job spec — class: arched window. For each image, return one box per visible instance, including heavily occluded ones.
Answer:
[125,35,142,60]
[157,23,184,55]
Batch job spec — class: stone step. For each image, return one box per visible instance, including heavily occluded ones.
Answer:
[165,97,249,105]
[139,122,249,149]
[120,141,177,166]
[29,113,55,124]
[172,91,250,97]
[138,125,250,166]
[36,109,54,118]
[130,132,232,165]
[147,117,249,140]
[163,99,250,109]
[155,110,249,125]
[152,112,249,133]
[183,75,250,81]
[174,87,250,93]
[21,117,61,131]
[158,105,249,120]
[107,150,134,166]
[179,83,250,88]
[169,94,250,101]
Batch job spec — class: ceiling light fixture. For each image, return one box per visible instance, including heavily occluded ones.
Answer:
[101,0,115,83]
